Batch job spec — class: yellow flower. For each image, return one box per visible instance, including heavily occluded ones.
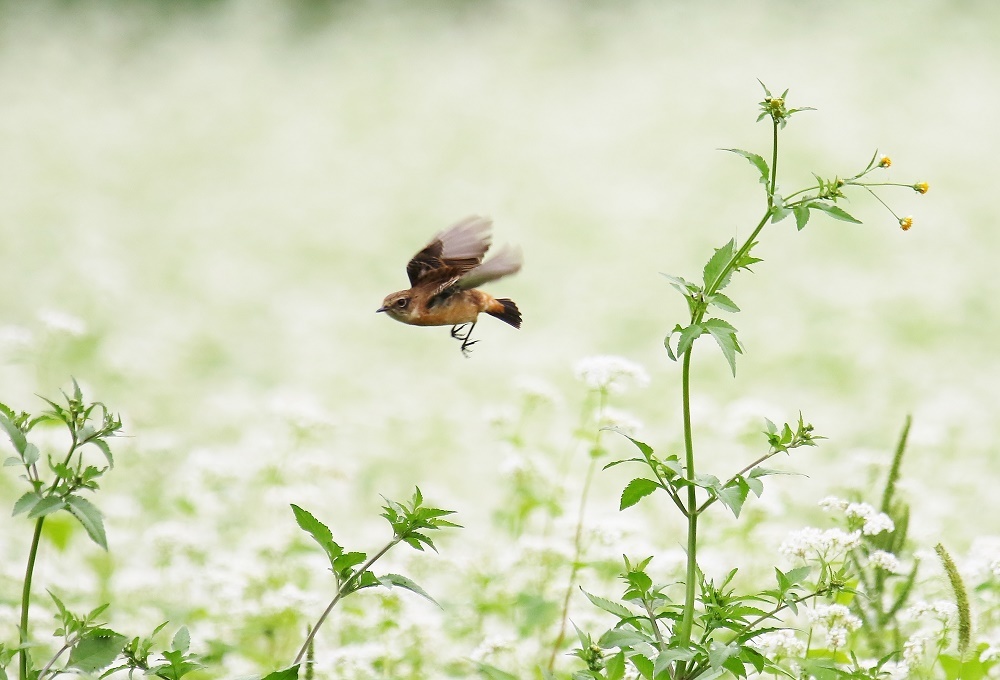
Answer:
[879,155,892,168]
[914,182,929,194]
[899,216,913,231]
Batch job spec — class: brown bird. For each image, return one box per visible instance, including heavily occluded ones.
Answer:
[377,216,522,356]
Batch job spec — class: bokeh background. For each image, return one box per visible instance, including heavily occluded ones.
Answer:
[1,0,997,675]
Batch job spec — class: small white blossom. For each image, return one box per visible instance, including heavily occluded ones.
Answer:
[903,631,930,666]
[38,309,86,336]
[905,599,957,624]
[750,629,806,658]
[844,502,895,535]
[807,604,861,651]
[573,355,650,393]
[780,527,862,561]
[868,550,902,573]
[819,496,849,513]
[599,406,642,435]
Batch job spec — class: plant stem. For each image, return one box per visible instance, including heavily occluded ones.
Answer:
[20,517,45,680]
[292,538,399,666]
[548,388,608,670]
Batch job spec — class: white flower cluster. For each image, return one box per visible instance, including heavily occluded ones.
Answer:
[819,497,895,535]
[867,549,903,573]
[779,527,862,561]
[750,628,806,658]
[904,599,957,623]
[573,355,650,393]
[903,631,931,667]
[807,603,862,650]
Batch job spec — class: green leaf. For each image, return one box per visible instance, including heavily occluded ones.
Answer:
[676,323,704,357]
[599,628,655,649]
[291,504,342,564]
[703,239,736,291]
[66,495,108,550]
[171,627,190,653]
[28,495,66,519]
[722,148,769,183]
[620,478,659,511]
[68,628,128,672]
[261,667,299,680]
[377,573,440,607]
[708,292,740,313]
[708,641,739,669]
[0,412,27,457]
[581,589,635,619]
[13,492,41,516]
[793,205,810,231]
[702,318,743,376]
[811,202,862,223]
[716,482,749,518]
[605,651,626,680]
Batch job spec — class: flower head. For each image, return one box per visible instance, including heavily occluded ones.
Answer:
[879,155,892,168]
[574,356,650,393]
[899,216,913,231]
[868,550,902,573]
[914,181,929,194]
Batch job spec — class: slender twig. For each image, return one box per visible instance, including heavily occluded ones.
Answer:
[292,538,399,665]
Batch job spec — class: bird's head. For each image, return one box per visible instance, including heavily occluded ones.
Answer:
[376,291,415,323]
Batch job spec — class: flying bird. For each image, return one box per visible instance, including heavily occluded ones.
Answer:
[377,216,522,356]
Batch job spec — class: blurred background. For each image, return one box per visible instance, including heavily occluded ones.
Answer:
[0,0,996,674]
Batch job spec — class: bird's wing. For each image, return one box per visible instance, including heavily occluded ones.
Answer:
[406,216,493,287]
[457,244,523,290]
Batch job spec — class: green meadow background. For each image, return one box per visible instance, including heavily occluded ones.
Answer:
[0,0,997,675]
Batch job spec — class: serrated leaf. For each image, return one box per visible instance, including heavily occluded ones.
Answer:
[811,202,862,223]
[87,438,114,468]
[703,239,736,291]
[716,483,749,518]
[598,628,654,649]
[13,492,41,516]
[702,318,743,377]
[620,478,659,511]
[66,495,108,550]
[722,148,769,182]
[68,628,128,672]
[0,412,27,456]
[793,205,810,231]
[377,573,440,607]
[605,651,626,680]
[708,292,740,313]
[261,666,299,680]
[171,626,190,653]
[708,641,739,669]
[582,589,635,619]
[676,323,704,357]
[28,495,66,519]
[291,504,341,563]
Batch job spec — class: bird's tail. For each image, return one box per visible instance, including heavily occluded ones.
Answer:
[487,298,521,329]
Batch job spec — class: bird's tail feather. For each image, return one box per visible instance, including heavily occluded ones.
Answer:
[487,298,521,329]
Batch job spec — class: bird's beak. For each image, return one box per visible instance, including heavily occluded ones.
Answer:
[376,306,387,313]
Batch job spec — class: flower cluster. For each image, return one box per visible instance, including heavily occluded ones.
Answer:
[779,527,861,562]
[573,355,650,393]
[807,603,862,650]
[819,497,894,535]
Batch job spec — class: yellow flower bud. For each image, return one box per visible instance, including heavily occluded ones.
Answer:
[899,216,913,231]
[914,182,929,194]
[879,156,892,168]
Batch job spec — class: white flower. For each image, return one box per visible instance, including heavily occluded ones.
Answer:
[903,631,930,666]
[779,527,862,561]
[845,502,895,535]
[599,406,642,435]
[807,604,861,651]
[38,309,86,336]
[573,355,650,393]
[819,496,849,513]
[868,550,902,573]
[750,629,806,658]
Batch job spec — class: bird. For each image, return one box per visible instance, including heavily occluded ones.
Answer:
[377,216,522,356]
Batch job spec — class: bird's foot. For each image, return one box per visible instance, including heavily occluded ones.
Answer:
[450,324,470,340]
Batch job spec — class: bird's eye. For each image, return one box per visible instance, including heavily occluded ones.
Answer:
[395,298,409,308]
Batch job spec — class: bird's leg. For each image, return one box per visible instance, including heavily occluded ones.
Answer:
[450,323,469,340]
[457,321,478,357]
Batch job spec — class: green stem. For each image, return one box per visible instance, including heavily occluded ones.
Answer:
[20,518,45,680]
[548,389,608,670]
[292,537,399,666]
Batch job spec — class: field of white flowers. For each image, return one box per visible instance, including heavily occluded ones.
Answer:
[1,1,999,678]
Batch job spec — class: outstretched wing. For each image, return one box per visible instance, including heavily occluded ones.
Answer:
[457,244,523,289]
[406,216,493,288]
